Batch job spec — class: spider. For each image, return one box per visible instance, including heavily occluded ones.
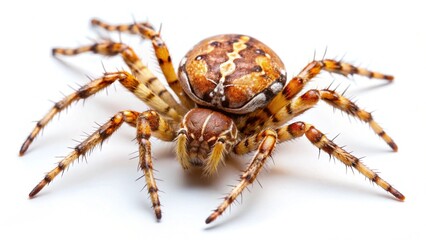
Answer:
[20,18,404,224]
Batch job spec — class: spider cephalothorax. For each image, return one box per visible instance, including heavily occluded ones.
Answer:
[20,18,404,225]
[177,108,238,175]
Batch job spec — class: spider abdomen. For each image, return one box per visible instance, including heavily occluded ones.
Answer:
[178,34,287,114]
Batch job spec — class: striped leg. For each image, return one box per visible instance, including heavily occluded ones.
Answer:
[29,110,139,197]
[29,110,176,220]
[206,129,278,224]
[248,122,402,200]
[228,122,403,225]
[318,89,397,151]
[303,123,404,200]
[262,89,397,151]
[136,110,176,220]
[53,42,187,115]
[91,18,155,35]
[278,122,403,201]
[234,122,306,155]
[239,59,393,135]
[19,71,180,155]
[91,18,195,109]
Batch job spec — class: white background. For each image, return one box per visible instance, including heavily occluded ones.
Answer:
[1,0,425,239]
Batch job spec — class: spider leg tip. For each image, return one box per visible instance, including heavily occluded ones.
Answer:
[385,75,394,81]
[155,210,162,220]
[28,189,39,199]
[205,217,213,224]
[28,181,47,199]
[19,144,29,156]
[91,18,100,25]
[393,190,405,201]
[205,213,218,224]
[51,48,59,56]
[390,143,398,152]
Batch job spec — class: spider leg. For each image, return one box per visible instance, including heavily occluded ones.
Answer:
[319,89,397,151]
[206,129,278,224]
[300,122,404,200]
[234,122,306,155]
[263,89,397,151]
[28,110,139,197]
[20,71,180,155]
[239,59,393,134]
[91,18,155,35]
[230,122,404,224]
[29,110,175,220]
[136,110,176,220]
[91,18,195,109]
[53,42,187,115]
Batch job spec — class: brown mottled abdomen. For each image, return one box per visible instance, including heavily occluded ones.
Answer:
[179,34,286,114]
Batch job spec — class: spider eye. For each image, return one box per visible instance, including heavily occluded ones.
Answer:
[209,41,220,47]
[253,65,262,72]
[255,49,265,55]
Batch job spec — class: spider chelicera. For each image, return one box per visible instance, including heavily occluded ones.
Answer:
[20,18,404,224]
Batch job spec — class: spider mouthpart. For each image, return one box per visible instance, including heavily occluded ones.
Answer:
[178,108,238,175]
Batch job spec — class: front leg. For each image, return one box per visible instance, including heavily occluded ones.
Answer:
[28,109,176,221]
[206,129,278,224]
[136,110,176,220]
